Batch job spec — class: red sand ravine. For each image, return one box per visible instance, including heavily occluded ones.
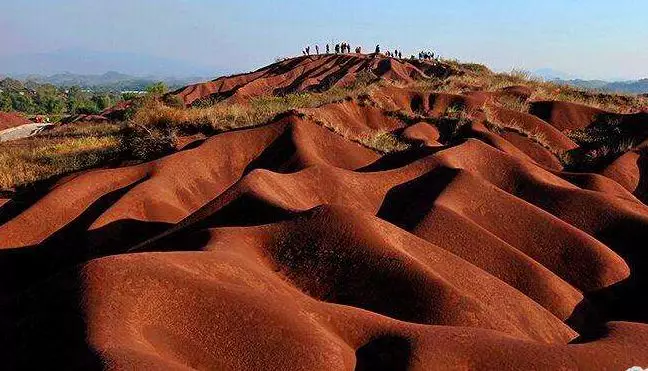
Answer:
[2,55,648,370]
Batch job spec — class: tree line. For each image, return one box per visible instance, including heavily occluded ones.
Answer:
[0,78,170,116]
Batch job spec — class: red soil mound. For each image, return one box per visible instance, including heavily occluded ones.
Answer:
[3,60,648,370]
[529,101,606,131]
[402,122,440,146]
[0,111,31,130]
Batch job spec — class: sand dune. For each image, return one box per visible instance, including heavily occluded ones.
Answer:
[2,55,648,370]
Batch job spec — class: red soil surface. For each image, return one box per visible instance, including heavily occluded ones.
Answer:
[2,56,648,370]
[0,111,31,130]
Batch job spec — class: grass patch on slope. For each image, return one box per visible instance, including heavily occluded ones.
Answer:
[0,136,121,189]
[0,83,378,190]
[133,83,375,135]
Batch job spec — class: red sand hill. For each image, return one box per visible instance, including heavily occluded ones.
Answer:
[2,55,648,370]
[171,54,454,106]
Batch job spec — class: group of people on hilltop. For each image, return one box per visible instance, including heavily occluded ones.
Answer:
[385,49,403,59]
[419,51,435,60]
[300,43,435,62]
[302,42,355,55]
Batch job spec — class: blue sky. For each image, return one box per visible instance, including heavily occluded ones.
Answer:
[1,0,647,79]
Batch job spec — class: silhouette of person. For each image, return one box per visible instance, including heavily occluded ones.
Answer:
[326,44,330,54]
[335,44,340,54]
[398,51,402,59]
[315,45,319,55]
[375,44,380,54]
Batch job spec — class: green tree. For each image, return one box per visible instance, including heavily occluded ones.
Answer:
[122,92,141,100]
[91,94,113,111]
[34,84,66,114]
[146,82,168,96]
[0,93,12,112]
[11,93,36,113]
[66,86,99,114]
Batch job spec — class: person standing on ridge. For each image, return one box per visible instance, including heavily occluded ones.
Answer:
[335,44,340,54]
[375,44,380,54]
[315,45,319,55]
[398,51,402,59]
[326,44,330,54]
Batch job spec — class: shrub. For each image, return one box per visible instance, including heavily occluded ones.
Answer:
[357,130,411,153]
[146,82,169,96]
[122,123,177,161]
[498,94,530,112]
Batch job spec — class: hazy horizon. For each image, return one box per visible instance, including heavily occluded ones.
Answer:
[2,0,647,80]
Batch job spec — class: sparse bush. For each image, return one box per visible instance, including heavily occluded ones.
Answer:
[357,130,411,153]
[459,63,491,74]
[561,113,640,170]
[445,102,466,117]
[561,138,636,171]
[146,82,169,96]
[435,114,471,143]
[163,94,186,109]
[498,94,530,112]
[352,70,379,88]
[122,123,177,161]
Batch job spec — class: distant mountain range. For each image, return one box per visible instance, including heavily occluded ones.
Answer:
[532,68,578,81]
[0,49,228,78]
[8,71,206,92]
[532,69,648,94]
[554,78,648,94]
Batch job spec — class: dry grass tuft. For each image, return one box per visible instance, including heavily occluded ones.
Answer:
[133,85,376,134]
[0,121,178,189]
[497,95,530,113]
[0,135,122,189]
[482,105,557,153]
